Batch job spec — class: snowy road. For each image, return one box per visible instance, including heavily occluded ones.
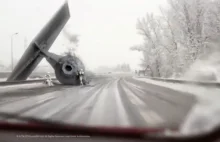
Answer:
[0,76,196,129]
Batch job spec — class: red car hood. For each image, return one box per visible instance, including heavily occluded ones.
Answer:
[0,121,164,138]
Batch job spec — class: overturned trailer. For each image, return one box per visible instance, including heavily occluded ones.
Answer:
[7,1,86,85]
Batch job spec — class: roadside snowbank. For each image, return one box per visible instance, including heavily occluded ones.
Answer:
[0,83,46,95]
[134,77,220,135]
[134,77,220,102]
[183,52,220,82]
[0,78,6,81]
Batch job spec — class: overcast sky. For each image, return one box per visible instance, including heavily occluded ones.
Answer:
[0,0,167,71]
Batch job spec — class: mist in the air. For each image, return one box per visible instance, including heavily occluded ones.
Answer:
[63,27,79,45]
[183,50,220,82]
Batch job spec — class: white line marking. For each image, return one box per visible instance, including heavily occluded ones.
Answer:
[149,110,164,123]
[0,91,62,113]
[36,96,55,104]
[114,80,130,126]
[122,83,164,125]
[140,111,155,125]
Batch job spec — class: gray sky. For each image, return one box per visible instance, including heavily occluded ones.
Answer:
[0,0,167,71]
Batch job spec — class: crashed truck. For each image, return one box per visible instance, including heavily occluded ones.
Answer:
[7,1,87,85]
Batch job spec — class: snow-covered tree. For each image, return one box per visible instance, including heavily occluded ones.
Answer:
[131,0,220,78]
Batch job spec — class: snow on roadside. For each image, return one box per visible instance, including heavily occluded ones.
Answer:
[0,78,6,81]
[134,77,220,103]
[0,77,43,81]
[134,77,220,135]
[0,83,46,95]
[0,77,47,94]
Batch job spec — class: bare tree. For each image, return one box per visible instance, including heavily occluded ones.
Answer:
[135,14,165,77]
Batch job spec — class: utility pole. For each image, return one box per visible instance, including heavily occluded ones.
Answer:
[11,32,18,71]
[24,37,28,50]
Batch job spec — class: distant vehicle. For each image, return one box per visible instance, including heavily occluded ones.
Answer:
[138,70,146,76]
[108,72,112,74]
[135,70,138,74]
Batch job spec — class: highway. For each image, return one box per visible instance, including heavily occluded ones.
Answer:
[0,75,196,129]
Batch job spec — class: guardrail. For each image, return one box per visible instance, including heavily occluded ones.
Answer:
[0,74,110,87]
[0,72,55,78]
[147,77,220,87]
[0,78,57,86]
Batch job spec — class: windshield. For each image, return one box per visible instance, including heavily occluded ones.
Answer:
[0,0,220,138]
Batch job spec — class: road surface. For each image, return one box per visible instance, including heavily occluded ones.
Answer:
[0,75,196,129]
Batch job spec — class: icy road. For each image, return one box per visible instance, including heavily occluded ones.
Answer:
[0,74,196,129]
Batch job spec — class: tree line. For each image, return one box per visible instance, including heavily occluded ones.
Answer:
[114,63,131,72]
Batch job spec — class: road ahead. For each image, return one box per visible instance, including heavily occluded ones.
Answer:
[0,75,196,129]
